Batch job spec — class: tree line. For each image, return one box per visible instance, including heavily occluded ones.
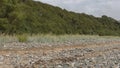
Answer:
[0,0,120,36]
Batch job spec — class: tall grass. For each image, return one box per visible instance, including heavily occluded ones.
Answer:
[0,34,120,43]
[0,35,17,43]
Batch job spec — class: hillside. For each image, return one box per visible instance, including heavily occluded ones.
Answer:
[0,0,120,36]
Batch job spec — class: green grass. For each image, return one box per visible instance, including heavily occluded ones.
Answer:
[17,34,28,42]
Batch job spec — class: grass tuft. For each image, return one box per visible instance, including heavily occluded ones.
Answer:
[17,34,28,42]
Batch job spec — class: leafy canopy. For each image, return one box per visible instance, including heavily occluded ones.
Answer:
[0,0,120,36]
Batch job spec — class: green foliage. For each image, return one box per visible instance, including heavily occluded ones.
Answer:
[17,34,28,42]
[0,0,120,36]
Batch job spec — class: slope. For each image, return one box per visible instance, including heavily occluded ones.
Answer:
[0,0,120,36]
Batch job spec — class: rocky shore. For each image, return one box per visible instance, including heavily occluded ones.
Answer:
[0,37,120,68]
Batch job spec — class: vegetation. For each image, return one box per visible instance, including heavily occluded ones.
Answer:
[0,0,120,36]
[0,34,120,43]
[17,34,28,42]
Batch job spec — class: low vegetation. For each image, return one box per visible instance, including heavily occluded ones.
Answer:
[17,34,28,42]
[0,34,120,43]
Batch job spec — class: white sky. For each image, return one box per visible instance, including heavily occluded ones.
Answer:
[34,0,120,20]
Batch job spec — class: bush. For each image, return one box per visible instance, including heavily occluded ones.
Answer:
[17,34,28,42]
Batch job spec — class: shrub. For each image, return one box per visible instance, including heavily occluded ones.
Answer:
[17,34,28,42]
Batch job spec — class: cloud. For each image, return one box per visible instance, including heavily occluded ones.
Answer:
[34,0,120,20]
[63,0,85,4]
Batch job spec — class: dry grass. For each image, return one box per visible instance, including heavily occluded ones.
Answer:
[0,34,120,43]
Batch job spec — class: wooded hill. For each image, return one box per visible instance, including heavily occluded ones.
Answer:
[0,0,120,36]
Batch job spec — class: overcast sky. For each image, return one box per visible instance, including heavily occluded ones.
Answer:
[34,0,120,20]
